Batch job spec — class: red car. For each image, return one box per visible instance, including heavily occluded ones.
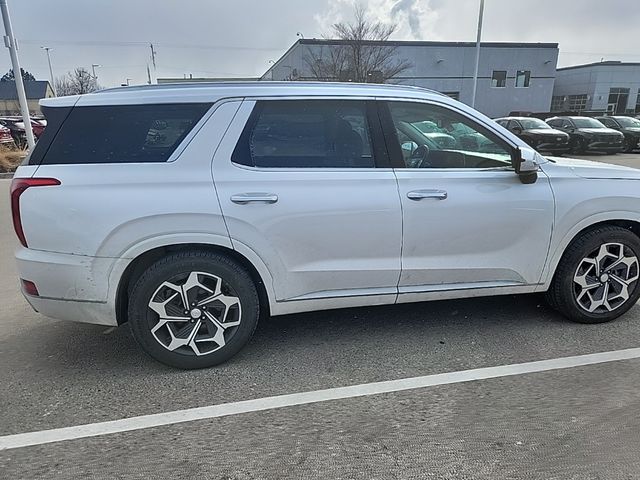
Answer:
[30,118,46,138]
[0,124,14,146]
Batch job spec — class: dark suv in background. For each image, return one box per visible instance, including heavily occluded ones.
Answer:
[495,117,570,155]
[595,116,640,152]
[546,116,624,154]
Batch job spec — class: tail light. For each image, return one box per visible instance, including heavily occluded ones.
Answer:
[10,177,61,247]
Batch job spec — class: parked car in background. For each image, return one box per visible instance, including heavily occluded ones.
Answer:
[546,116,624,154]
[30,119,46,139]
[495,117,570,155]
[442,121,504,153]
[595,116,640,153]
[0,124,15,146]
[413,120,457,149]
[0,117,27,148]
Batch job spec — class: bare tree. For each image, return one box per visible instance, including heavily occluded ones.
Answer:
[305,5,412,83]
[55,67,101,96]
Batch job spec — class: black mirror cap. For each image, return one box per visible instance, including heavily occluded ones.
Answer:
[519,170,538,184]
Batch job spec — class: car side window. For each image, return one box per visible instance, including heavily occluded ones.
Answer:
[232,100,375,168]
[507,120,522,131]
[386,101,513,169]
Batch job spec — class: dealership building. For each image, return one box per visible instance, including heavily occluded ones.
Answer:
[262,39,559,118]
[551,61,640,114]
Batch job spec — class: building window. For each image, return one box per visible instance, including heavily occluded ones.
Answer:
[515,70,531,88]
[551,95,565,112]
[636,89,640,114]
[442,91,460,100]
[491,71,507,88]
[608,87,630,114]
[568,94,588,112]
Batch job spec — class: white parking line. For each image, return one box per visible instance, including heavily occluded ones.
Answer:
[2,347,640,451]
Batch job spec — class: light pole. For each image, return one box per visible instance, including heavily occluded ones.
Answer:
[41,46,56,96]
[0,0,35,149]
[470,0,485,109]
[91,63,101,80]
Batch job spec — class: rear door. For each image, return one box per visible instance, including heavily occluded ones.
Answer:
[212,98,402,302]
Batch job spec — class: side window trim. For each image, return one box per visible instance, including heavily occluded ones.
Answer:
[377,99,518,170]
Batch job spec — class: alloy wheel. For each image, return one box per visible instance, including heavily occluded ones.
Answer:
[573,242,639,313]
[147,271,242,356]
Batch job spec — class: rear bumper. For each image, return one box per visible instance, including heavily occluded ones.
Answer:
[15,247,117,326]
[23,295,116,326]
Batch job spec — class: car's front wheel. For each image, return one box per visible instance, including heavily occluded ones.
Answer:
[571,137,586,154]
[128,250,260,368]
[547,226,640,324]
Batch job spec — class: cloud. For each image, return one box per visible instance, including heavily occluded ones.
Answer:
[315,0,440,40]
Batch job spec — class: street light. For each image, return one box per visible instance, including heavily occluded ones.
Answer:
[91,63,101,80]
[1,0,35,149]
[40,46,56,96]
[471,0,485,108]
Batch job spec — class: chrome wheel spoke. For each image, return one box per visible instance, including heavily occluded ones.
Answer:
[574,242,639,314]
[147,271,242,356]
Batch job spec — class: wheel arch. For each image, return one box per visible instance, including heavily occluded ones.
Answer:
[114,243,273,325]
[542,217,640,288]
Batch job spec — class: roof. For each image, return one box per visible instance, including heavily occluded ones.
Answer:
[42,81,447,108]
[157,77,259,83]
[495,117,546,121]
[297,39,559,49]
[262,39,559,79]
[0,80,51,100]
[557,61,640,71]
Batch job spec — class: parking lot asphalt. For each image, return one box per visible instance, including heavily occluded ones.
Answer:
[2,152,640,479]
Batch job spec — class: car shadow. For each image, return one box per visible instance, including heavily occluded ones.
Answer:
[13,293,637,375]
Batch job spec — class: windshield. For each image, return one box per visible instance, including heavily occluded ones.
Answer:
[518,118,551,129]
[615,117,640,127]
[572,118,606,128]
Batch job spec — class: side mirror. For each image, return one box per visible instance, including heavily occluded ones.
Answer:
[512,127,523,135]
[514,147,539,184]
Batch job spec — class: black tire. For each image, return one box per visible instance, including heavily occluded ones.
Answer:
[128,250,260,369]
[571,137,586,154]
[624,138,636,153]
[546,226,640,324]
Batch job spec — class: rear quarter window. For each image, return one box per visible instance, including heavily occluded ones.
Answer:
[35,103,211,165]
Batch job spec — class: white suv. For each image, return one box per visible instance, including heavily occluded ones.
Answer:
[12,82,640,368]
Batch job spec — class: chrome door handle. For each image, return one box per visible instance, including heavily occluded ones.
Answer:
[407,189,448,201]
[230,193,279,204]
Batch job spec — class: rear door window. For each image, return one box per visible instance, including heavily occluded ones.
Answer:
[37,103,211,165]
[232,100,376,168]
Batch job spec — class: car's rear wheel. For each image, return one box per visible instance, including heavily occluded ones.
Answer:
[128,251,259,368]
[546,226,640,324]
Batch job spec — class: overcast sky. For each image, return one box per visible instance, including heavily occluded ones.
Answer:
[4,0,640,88]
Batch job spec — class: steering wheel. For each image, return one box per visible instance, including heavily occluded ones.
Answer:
[409,144,431,168]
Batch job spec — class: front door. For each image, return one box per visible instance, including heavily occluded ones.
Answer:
[213,98,402,302]
[381,100,554,293]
